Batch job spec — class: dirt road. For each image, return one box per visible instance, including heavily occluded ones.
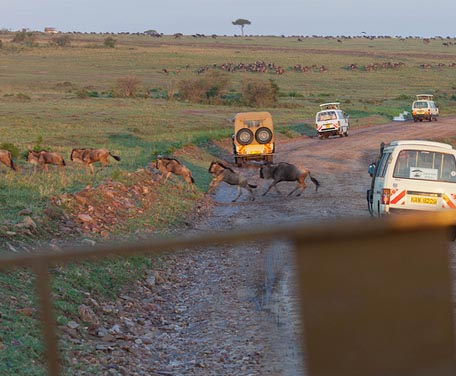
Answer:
[82,118,456,375]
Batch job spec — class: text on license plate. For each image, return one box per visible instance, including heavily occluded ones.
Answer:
[410,196,437,205]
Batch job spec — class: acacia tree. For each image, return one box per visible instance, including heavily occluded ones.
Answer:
[232,19,251,36]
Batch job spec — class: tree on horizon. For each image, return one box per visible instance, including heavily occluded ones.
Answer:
[232,19,251,37]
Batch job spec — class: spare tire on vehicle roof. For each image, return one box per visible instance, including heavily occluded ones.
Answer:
[255,127,273,144]
[236,128,254,145]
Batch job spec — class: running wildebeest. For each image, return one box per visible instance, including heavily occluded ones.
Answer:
[207,161,256,202]
[155,156,195,192]
[259,162,320,196]
[26,150,66,172]
[70,148,121,174]
[0,149,17,171]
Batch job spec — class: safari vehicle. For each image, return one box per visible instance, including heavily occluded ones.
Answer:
[232,111,275,167]
[411,94,439,122]
[366,140,456,217]
[315,102,349,139]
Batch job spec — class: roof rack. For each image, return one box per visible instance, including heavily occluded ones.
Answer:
[415,94,434,100]
[389,140,452,150]
[319,102,340,110]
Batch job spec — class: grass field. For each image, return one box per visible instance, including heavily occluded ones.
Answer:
[2,32,456,222]
[1,31,456,374]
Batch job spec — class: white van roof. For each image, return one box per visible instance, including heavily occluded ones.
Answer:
[415,94,434,100]
[319,102,340,110]
[389,140,453,150]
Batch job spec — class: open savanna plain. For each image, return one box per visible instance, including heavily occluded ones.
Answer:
[1,32,456,375]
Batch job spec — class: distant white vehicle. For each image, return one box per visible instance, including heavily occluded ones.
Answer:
[411,94,439,122]
[315,102,349,139]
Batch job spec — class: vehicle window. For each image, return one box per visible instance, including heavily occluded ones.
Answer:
[243,120,263,127]
[376,152,391,177]
[393,150,456,182]
[317,111,337,121]
[413,101,429,109]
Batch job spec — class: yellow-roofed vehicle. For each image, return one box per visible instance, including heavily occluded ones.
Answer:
[411,94,439,122]
[232,112,275,167]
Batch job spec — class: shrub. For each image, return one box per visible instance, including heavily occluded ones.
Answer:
[51,35,72,47]
[394,94,411,101]
[104,37,116,48]
[0,143,20,158]
[241,79,279,107]
[16,93,31,100]
[177,71,230,104]
[149,87,168,99]
[112,76,144,98]
[75,88,90,98]
[281,91,304,98]
[11,29,36,46]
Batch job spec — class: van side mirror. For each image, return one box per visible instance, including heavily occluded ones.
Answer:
[368,162,376,177]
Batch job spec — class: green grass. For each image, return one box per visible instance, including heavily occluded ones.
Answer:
[0,271,46,375]
[2,32,456,374]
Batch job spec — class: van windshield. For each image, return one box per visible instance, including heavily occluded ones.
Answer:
[393,150,456,182]
[413,101,429,109]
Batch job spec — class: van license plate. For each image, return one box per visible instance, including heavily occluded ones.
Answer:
[410,196,437,205]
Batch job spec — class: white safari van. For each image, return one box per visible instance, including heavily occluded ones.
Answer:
[315,102,349,138]
[367,140,456,217]
[411,94,439,122]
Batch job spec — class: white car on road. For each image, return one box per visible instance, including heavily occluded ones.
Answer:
[315,102,349,139]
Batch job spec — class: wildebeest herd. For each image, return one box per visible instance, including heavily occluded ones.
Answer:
[1,148,319,202]
[0,148,121,174]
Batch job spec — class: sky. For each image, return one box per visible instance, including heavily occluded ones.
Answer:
[2,0,456,38]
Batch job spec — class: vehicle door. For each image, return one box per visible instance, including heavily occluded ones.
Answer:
[430,101,438,116]
[338,110,349,132]
[372,151,392,216]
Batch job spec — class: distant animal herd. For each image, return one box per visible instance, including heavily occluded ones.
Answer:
[0,148,121,175]
[0,149,320,202]
[164,59,456,77]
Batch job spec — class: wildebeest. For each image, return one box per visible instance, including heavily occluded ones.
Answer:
[259,162,320,196]
[70,148,121,174]
[154,156,195,192]
[207,161,256,202]
[26,150,66,172]
[0,149,17,171]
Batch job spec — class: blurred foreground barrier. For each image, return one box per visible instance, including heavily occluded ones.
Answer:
[1,212,456,375]
[295,212,456,376]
